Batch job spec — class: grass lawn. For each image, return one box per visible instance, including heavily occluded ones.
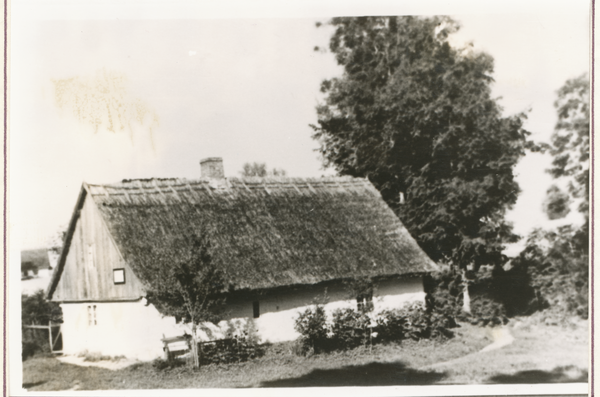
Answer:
[21,318,588,391]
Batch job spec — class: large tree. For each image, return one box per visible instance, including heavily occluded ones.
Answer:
[144,231,227,367]
[516,73,590,319]
[547,73,589,219]
[312,16,530,270]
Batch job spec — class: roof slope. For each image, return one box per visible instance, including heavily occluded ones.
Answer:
[85,176,437,291]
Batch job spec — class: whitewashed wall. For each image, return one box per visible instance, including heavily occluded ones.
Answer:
[60,300,185,361]
[223,276,425,343]
[60,276,425,360]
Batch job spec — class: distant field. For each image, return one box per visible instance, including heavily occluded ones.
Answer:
[21,318,588,391]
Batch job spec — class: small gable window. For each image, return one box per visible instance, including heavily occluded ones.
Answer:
[87,244,95,268]
[87,305,97,326]
[113,268,126,284]
[253,301,260,319]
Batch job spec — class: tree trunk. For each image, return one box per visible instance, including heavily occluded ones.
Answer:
[460,269,471,313]
[191,326,200,367]
[462,282,471,314]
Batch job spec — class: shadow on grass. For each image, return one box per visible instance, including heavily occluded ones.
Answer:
[260,361,446,388]
[488,366,588,384]
[22,381,47,389]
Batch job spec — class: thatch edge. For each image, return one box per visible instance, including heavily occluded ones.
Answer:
[225,271,432,299]
[46,184,89,300]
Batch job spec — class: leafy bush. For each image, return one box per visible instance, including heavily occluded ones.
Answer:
[294,305,329,354]
[198,331,264,365]
[518,226,589,319]
[394,302,455,340]
[294,302,456,355]
[330,308,371,350]
[374,310,407,343]
[401,303,432,340]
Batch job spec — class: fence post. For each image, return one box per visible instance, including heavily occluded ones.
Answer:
[48,321,53,353]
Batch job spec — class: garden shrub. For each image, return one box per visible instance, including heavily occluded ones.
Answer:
[375,303,456,342]
[197,321,264,365]
[427,308,457,339]
[294,301,457,355]
[198,332,263,365]
[329,308,371,350]
[401,302,437,340]
[294,304,329,354]
[374,309,407,343]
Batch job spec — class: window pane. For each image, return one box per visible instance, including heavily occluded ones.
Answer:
[113,269,125,284]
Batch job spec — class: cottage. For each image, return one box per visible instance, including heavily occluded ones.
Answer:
[21,248,51,279]
[47,158,437,360]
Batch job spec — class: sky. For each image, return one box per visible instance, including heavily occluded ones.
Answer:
[10,0,589,256]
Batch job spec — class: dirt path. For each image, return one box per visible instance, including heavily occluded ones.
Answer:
[420,325,514,371]
[421,318,588,384]
[479,327,514,352]
[57,355,140,370]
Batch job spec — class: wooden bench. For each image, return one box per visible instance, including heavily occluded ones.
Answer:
[161,334,192,361]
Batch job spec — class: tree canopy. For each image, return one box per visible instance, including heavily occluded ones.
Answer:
[312,16,530,269]
[542,185,571,220]
[518,73,590,319]
[547,73,589,219]
[145,232,226,326]
[240,162,287,177]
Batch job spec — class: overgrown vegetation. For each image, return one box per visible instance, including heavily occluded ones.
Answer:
[426,225,588,323]
[511,226,588,320]
[197,330,264,366]
[294,302,457,355]
[509,73,589,321]
[21,290,62,361]
[425,266,535,326]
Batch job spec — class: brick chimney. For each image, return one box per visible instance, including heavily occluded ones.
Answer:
[200,157,225,179]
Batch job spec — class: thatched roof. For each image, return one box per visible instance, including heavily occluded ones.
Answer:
[54,176,437,294]
[21,249,51,270]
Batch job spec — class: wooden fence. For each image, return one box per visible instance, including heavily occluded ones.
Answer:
[23,321,62,354]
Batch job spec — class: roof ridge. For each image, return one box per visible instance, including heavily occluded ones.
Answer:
[87,175,366,188]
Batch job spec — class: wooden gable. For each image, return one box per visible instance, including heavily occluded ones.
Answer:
[51,191,145,302]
